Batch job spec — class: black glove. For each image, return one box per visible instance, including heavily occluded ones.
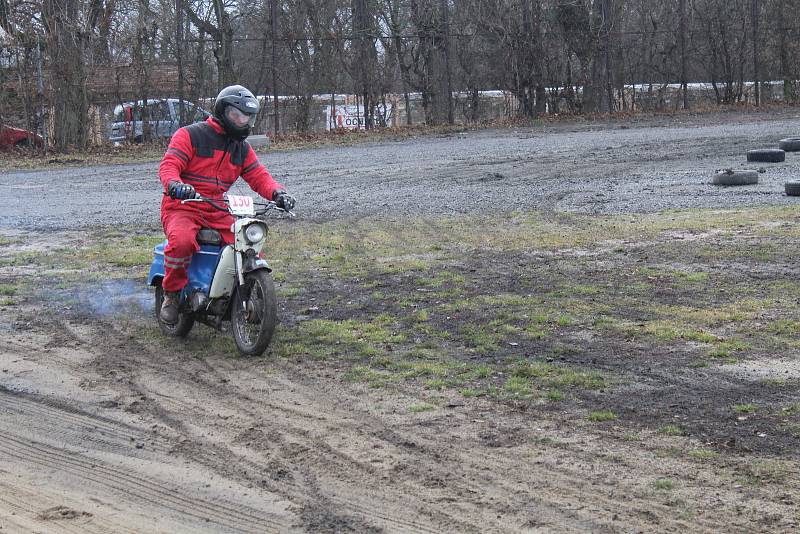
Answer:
[168,181,196,200]
[272,190,296,211]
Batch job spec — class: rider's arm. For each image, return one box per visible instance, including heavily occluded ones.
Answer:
[159,128,194,193]
[240,148,286,202]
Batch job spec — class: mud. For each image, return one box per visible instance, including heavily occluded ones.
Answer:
[1,110,800,532]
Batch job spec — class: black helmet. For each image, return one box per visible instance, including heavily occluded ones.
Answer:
[213,85,260,140]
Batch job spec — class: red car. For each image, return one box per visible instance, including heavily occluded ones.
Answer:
[0,124,43,148]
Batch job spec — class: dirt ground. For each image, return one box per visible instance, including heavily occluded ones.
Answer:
[1,109,800,532]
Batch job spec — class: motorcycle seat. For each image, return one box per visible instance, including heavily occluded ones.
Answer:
[197,228,223,246]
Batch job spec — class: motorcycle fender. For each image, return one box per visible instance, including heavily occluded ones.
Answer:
[242,255,271,274]
[208,245,237,299]
[147,241,167,286]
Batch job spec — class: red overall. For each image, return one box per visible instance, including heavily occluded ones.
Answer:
[158,117,285,292]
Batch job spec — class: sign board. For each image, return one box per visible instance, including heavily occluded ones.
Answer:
[325,104,393,130]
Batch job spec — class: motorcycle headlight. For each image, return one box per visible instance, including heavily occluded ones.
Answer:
[244,223,266,244]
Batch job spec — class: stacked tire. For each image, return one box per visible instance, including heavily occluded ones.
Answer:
[779,138,800,152]
[779,138,800,196]
[747,149,785,163]
[712,170,759,186]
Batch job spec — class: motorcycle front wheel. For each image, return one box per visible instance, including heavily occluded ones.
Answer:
[155,284,195,338]
[230,270,278,356]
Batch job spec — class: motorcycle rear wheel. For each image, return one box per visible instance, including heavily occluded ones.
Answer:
[231,270,277,356]
[155,284,195,338]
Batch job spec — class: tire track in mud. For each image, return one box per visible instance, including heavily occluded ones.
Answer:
[7,305,789,532]
[0,432,290,532]
[79,319,478,533]
[85,313,760,533]
[0,385,169,453]
[0,478,138,534]
[79,318,656,533]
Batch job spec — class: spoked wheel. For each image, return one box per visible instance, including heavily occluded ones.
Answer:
[231,270,277,356]
[155,284,194,338]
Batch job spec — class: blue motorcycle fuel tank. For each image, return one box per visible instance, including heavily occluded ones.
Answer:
[148,240,224,297]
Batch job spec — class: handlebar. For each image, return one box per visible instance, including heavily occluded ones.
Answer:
[181,195,296,218]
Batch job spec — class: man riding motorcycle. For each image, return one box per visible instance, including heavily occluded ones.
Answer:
[158,84,296,324]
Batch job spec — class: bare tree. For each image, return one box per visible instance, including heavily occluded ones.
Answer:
[185,0,236,87]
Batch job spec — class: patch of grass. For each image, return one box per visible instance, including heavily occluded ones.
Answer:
[657,425,684,436]
[459,388,485,398]
[1,297,16,306]
[414,270,465,288]
[346,365,398,388]
[546,390,565,401]
[647,322,718,343]
[672,270,709,282]
[767,319,800,337]
[0,284,18,296]
[461,364,492,380]
[588,410,617,422]
[412,309,429,322]
[733,403,757,414]
[688,449,719,459]
[595,315,719,344]
[277,286,301,298]
[378,257,430,274]
[86,234,163,267]
[424,378,450,390]
[736,461,790,485]
[707,339,751,359]
[653,478,675,491]
[408,403,435,413]
[549,284,602,297]
[461,324,500,353]
[512,361,607,390]
[656,446,683,458]
[503,376,533,398]
[780,404,800,417]
[0,236,21,246]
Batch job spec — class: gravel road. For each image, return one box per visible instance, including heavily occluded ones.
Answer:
[2,109,800,230]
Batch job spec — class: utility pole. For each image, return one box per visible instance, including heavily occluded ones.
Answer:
[752,0,760,105]
[679,0,688,109]
[271,0,279,133]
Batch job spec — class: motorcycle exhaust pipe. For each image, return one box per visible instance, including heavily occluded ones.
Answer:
[189,290,209,313]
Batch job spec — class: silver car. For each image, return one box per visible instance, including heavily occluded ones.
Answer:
[109,98,210,144]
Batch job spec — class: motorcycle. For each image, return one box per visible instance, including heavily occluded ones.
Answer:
[147,193,293,356]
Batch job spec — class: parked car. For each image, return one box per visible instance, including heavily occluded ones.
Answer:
[108,98,210,144]
[0,124,43,148]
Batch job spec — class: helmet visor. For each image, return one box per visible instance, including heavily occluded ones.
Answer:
[226,106,256,129]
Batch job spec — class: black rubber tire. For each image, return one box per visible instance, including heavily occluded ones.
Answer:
[779,138,800,152]
[747,149,785,163]
[231,270,277,357]
[155,283,194,338]
[785,181,800,196]
[712,170,759,186]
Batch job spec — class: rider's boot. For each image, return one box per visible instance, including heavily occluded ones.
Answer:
[160,291,180,324]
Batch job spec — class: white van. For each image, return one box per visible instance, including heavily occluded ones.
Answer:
[109,99,210,144]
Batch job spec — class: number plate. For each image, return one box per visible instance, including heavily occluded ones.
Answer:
[227,195,255,216]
